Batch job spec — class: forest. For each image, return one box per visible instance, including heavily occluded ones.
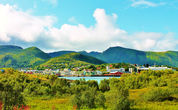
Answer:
[0,68,177,110]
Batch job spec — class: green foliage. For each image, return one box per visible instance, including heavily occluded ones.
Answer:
[121,70,176,89]
[0,68,177,110]
[87,80,99,90]
[0,69,25,110]
[99,79,110,92]
[107,79,130,110]
[71,87,106,109]
[95,92,106,108]
[142,87,177,102]
[51,78,70,96]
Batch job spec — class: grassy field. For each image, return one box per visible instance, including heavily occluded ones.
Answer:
[129,88,178,110]
[26,96,72,110]
[26,87,178,110]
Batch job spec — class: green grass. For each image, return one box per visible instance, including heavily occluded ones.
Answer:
[26,96,72,110]
[129,88,178,110]
[26,96,106,110]
[26,87,177,110]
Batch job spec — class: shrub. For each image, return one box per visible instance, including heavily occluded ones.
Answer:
[87,80,99,90]
[95,92,106,108]
[99,79,110,92]
[142,87,173,102]
[71,87,106,109]
[107,79,130,110]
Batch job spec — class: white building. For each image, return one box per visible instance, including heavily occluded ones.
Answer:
[107,66,125,73]
[137,66,172,72]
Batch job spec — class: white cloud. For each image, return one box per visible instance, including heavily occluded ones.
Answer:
[0,4,177,52]
[0,4,55,42]
[131,0,165,7]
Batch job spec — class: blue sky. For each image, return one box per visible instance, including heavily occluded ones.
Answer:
[0,0,177,52]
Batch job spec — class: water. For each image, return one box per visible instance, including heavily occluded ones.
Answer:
[59,76,120,83]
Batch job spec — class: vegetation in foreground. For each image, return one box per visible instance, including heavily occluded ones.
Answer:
[0,68,177,110]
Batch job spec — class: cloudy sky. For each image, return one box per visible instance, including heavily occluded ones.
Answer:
[0,0,177,52]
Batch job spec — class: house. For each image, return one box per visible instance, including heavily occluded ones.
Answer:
[104,71,123,76]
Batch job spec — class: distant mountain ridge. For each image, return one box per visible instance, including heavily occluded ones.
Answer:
[48,51,75,57]
[0,45,23,55]
[0,46,51,68]
[0,45,177,67]
[48,46,178,67]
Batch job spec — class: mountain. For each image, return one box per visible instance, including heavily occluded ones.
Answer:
[38,52,105,69]
[92,46,178,67]
[48,51,75,57]
[0,45,23,55]
[0,45,177,68]
[0,46,51,68]
[48,46,178,67]
[95,46,147,64]
[78,51,101,57]
[146,51,178,66]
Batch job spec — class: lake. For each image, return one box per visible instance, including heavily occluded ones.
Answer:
[59,76,120,83]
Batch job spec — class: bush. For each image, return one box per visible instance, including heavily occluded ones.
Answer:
[107,79,130,110]
[142,87,173,102]
[87,80,99,90]
[95,92,106,108]
[99,79,110,92]
[71,87,106,109]
[112,94,130,110]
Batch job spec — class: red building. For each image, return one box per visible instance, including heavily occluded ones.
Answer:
[104,71,123,76]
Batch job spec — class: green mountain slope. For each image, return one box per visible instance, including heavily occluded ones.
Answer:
[146,51,178,66]
[0,45,177,68]
[93,47,178,67]
[48,51,75,57]
[48,46,178,67]
[0,45,23,55]
[0,47,51,68]
[96,46,147,64]
[38,53,105,69]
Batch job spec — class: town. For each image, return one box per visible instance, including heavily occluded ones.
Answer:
[17,64,173,77]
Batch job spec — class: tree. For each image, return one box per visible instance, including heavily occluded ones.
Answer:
[87,80,99,90]
[0,79,25,110]
[71,87,106,109]
[108,79,130,110]
[99,79,110,92]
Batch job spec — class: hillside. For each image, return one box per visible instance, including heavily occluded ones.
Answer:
[48,46,178,67]
[0,45,23,55]
[48,50,75,57]
[37,52,105,69]
[0,45,177,68]
[0,47,51,68]
[146,51,178,66]
[96,46,147,64]
[92,46,177,67]
[94,47,178,67]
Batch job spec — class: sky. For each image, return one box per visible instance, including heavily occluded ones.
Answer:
[0,0,177,52]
